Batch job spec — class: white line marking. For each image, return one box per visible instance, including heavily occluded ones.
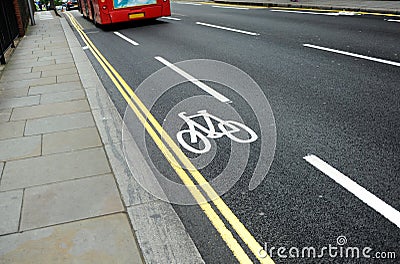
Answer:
[113,32,139,46]
[304,154,400,228]
[303,44,400,67]
[270,9,339,16]
[82,46,89,50]
[338,11,356,16]
[212,6,249,10]
[176,2,202,6]
[154,56,231,103]
[161,16,181,21]
[196,22,260,36]
[387,19,400,23]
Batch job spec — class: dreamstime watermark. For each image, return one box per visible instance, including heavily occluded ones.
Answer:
[259,236,397,260]
[121,59,277,205]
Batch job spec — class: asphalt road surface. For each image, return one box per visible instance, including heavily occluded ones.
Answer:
[67,3,399,263]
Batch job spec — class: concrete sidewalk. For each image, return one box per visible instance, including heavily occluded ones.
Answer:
[0,12,143,263]
[213,0,400,14]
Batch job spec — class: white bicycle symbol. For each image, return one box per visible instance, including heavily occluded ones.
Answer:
[176,110,258,154]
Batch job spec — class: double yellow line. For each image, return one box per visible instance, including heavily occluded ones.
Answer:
[200,1,400,17]
[65,12,274,264]
[199,2,267,9]
[270,6,400,17]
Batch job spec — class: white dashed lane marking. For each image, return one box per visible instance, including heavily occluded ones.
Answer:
[304,154,400,228]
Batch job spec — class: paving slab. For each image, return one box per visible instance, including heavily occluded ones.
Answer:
[13,45,40,53]
[42,127,102,155]
[0,87,29,98]
[41,37,62,42]
[32,51,52,57]
[56,57,74,64]
[34,40,51,45]
[8,55,39,62]
[26,47,45,53]
[0,136,41,162]
[0,121,25,140]
[44,42,69,49]
[24,111,94,135]
[12,54,39,62]
[0,109,11,123]
[0,95,40,110]
[0,77,56,90]
[38,54,72,62]
[14,50,34,56]
[0,190,23,235]
[45,47,70,53]
[6,60,55,70]
[41,67,77,78]
[11,100,89,121]
[54,49,72,56]
[40,89,86,104]
[0,147,111,191]
[24,34,42,39]
[32,62,75,73]
[21,174,124,231]
[57,73,80,83]
[19,42,39,49]
[28,81,82,95]
[0,213,143,264]
[50,40,69,44]
[2,67,32,75]
[34,41,53,45]
[0,72,41,82]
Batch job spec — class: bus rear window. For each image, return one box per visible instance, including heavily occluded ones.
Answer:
[114,0,157,8]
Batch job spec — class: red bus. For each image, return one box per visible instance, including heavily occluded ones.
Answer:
[78,0,171,25]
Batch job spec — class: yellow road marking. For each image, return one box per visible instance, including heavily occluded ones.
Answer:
[269,6,400,17]
[65,12,274,264]
[199,2,267,9]
[356,11,400,17]
[270,6,348,13]
[195,2,400,17]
